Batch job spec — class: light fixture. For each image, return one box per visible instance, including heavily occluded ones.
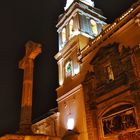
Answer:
[74,65,80,75]
[67,117,75,130]
[59,80,63,86]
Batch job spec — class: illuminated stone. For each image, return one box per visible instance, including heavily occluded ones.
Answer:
[0,42,60,140]
[65,0,94,10]
[67,118,75,130]
[0,134,60,140]
[18,41,42,134]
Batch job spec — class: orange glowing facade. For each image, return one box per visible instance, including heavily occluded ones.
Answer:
[1,0,139,140]
[33,0,140,140]
[55,0,140,140]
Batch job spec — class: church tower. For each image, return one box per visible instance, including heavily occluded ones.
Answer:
[57,0,106,51]
[55,0,106,139]
[54,0,140,139]
[55,0,106,86]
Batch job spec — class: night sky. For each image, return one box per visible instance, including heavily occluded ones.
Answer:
[0,0,137,135]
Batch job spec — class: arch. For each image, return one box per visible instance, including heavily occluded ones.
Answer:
[98,100,135,118]
[90,19,98,35]
[65,61,73,77]
[62,27,66,44]
[69,19,74,37]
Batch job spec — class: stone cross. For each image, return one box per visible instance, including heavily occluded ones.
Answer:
[18,41,42,134]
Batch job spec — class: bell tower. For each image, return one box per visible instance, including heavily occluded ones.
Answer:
[55,0,106,87]
[55,0,106,139]
[57,0,106,51]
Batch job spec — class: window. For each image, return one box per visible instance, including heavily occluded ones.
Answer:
[90,19,98,35]
[105,64,114,81]
[62,28,66,44]
[73,64,80,75]
[69,19,74,37]
[65,61,73,77]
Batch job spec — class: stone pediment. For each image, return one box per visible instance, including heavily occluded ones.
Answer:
[90,43,119,65]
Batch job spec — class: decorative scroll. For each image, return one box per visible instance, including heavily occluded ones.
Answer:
[102,108,137,136]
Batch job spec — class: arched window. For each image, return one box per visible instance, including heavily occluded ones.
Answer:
[69,19,74,37]
[62,28,66,44]
[90,19,98,35]
[65,61,73,77]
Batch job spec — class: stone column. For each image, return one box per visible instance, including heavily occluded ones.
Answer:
[90,103,99,140]
[134,92,140,128]
[18,41,42,134]
[83,72,99,140]
[131,44,140,128]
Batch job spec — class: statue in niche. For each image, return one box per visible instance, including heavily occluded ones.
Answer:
[103,120,112,135]
[112,115,123,131]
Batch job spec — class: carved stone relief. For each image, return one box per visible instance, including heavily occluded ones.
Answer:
[102,108,137,137]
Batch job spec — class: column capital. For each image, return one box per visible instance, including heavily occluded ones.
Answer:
[25,41,42,59]
[19,41,42,69]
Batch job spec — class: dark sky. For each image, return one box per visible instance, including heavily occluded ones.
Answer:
[0,0,137,135]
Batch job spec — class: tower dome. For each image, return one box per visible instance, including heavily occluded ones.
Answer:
[65,0,94,10]
[80,0,94,7]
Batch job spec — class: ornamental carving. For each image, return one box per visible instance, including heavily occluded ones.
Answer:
[118,130,140,140]
[102,108,137,137]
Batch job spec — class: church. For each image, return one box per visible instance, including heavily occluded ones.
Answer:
[32,0,140,140]
[0,0,140,140]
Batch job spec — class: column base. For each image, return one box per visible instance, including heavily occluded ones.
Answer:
[0,134,61,140]
[18,124,33,135]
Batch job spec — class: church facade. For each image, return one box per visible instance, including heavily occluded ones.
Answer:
[32,0,140,140]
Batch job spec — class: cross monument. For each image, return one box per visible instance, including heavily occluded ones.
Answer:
[18,41,42,134]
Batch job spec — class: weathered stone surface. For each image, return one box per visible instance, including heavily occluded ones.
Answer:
[0,134,60,140]
[19,41,42,134]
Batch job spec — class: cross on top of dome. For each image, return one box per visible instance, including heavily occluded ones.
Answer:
[65,0,94,10]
